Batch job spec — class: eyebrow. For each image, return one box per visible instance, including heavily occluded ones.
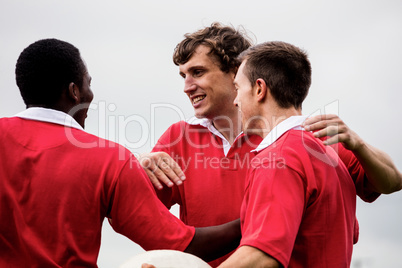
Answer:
[188,65,205,71]
[179,65,205,75]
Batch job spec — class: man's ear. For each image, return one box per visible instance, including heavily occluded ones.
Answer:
[68,82,80,104]
[230,69,237,80]
[255,78,267,102]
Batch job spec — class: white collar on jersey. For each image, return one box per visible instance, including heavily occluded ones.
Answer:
[15,107,84,131]
[186,117,243,157]
[252,115,308,153]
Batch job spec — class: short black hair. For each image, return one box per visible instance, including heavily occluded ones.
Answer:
[15,38,86,107]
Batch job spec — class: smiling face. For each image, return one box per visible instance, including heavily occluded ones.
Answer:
[179,45,237,120]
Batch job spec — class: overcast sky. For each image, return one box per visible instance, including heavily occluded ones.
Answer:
[1,0,401,267]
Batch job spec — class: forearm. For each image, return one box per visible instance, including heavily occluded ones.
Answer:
[184,219,241,263]
[302,114,402,194]
[218,246,280,268]
[353,140,402,194]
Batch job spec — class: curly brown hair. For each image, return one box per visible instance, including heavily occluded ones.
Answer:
[173,22,253,73]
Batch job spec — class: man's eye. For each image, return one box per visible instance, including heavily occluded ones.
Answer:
[193,70,203,77]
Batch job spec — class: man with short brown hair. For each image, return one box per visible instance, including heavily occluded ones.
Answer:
[220,41,360,267]
[140,23,402,267]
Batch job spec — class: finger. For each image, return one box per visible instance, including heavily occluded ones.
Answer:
[144,168,164,190]
[316,125,349,138]
[162,156,186,182]
[322,132,355,148]
[139,155,153,169]
[141,156,175,189]
[303,114,338,125]
[322,135,340,146]
[139,156,160,182]
[151,166,175,188]
[304,119,334,132]
[140,152,184,188]
[303,114,325,126]
[156,159,184,186]
[303,114,341,131]
[307,114,339,122]
[306,118,345,133]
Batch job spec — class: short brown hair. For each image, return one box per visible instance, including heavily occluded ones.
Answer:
[173,22,253,73]
[239,41,311,109]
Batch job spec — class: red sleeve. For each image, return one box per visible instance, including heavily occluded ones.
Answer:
[150,122,186,208]
[330,143,380,203]
[108,155,194,251]
[240,165,305,267]
[152,121,186,153]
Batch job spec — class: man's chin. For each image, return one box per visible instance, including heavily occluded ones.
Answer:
[193,111,207,119]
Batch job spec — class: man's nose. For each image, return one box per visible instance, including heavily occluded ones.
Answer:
[184,77,197,93]
[233,94,239,107]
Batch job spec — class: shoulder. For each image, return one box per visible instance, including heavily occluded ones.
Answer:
[0,116,21,127]
[161,120,212,139]
[58,126,133,165]
[257,130,317,156]
[281,130,326,155]
[252,130,323,168]
[163,120,202,132]
[0,117,14,138]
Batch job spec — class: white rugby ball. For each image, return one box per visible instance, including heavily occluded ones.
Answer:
[120,250,212,268]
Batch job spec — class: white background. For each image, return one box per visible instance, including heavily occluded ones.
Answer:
[1,0,401,267]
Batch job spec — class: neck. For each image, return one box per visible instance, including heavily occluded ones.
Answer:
[27,102,85,129]
[27,94,75,114]
[211,109,242,145]
[255,107,302,139]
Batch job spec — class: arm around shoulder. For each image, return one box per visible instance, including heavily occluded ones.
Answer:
[351,140,402,194]
[303,114,402,194]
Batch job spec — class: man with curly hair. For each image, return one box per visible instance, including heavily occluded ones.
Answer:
[140,23,258,266]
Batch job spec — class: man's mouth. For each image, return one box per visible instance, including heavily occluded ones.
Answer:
[192,95,206,104]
